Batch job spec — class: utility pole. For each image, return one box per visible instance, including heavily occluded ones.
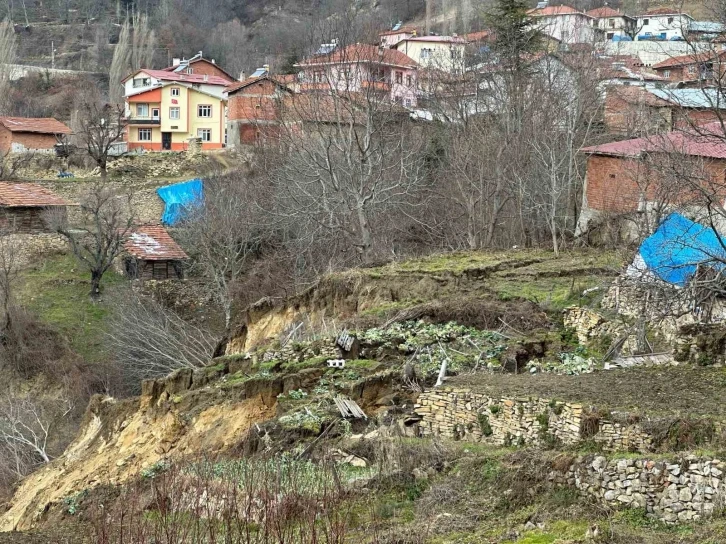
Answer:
[51,41,56,69]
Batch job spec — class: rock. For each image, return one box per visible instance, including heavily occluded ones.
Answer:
[679,488,693,502]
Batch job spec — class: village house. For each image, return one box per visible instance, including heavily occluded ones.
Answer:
[576,123,726,237]
[0,182,71,234]
[295,44,418,107]
[392,35,466,73]
[379,24,419,48]
[585,5,635,41]
[122,69,228,151]
[593,54,665,87]
[527,5,600,45]
[225,68,293,147]
[604,86,726,135]
[635,8,693,41]
[120,224,188,280]
[651,51,726,84]
[161,51,238,83]
[0,117,71,154]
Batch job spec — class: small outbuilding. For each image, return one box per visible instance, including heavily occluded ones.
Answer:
[0,182,71,234]
[0,117,72,154]
[122,224,188,280]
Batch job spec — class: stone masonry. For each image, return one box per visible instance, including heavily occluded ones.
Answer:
[556,454,726,523]
[415,388,653,452]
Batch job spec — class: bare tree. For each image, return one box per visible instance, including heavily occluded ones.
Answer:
[46,182,134,299]
[0,19,16,115]
[75,97,126,180]
[178,171,274,335]
[109,14,156,103]
[105,291,219,388]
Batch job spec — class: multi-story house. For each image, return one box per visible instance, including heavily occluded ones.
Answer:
[122,69,229,151]
[393,35,466,73]
[295,44,418,107]
[585,6,636,41]
[527,5,600,44]
[651,51,726,85]
[635,8,693,41]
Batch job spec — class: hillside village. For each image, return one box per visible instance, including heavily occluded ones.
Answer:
[4,0,726,543]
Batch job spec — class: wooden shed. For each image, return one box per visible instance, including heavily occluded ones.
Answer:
[0,182,71,234]
[122,225,188,280]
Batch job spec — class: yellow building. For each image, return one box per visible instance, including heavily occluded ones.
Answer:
[123,69,228,151]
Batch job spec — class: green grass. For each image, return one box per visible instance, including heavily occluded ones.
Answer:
[18,253,125,361]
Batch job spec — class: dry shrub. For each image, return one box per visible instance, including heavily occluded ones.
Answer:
[89,455,350,544]
[643,418,718,452]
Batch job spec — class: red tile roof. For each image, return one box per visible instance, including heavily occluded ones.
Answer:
[582,122,726,159]
[123,225,188,261]
[652,51,725,69]
[123,69,230,86]
[161,58,237,82]
[297,44,417,68]
[0,182,71,207]
[528,5,582,16]
[586,6,626,18]
[397,35,467,44]
[0,117,71,135]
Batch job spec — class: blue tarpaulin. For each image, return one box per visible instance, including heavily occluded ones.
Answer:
[639,213,726,287]
[157,179,203,226]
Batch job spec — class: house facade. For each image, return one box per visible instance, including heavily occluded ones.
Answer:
[651,51,726,84]
[393,36,466,73]
[586,6,635,41]
[296,44,418,107]
[527,5,599,44]
[576,124,726,236]
[0,182,71,234]
[121,225,188,280]
[635,9,693,41]
[379,26,417,48]
[225,73,293,147]
[123,69,228,151]
[0,117,71,154]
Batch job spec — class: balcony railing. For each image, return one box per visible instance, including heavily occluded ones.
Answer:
[126,116,161,125]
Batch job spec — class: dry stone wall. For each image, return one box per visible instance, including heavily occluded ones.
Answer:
[415,388,653,452]
[556,455,726,523]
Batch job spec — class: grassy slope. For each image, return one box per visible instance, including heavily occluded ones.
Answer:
[18,253,124,361]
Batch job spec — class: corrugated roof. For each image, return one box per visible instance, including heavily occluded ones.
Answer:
[582,122,726,159]
[641,7,690,16]
[0,182,71,207]
[297,44,418,68]
[124,225,188,260]
[690,21,726,33]
[123,69,230,86]
[396,35,467,44]
[0,117,71,134]
[648,88,726,109]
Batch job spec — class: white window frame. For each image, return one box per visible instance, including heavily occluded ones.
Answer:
[169,107,180,120]
[198,104,212,118]
[138,128,152,141]
[151,107,160,119]
[136,103,149,117]
[197,128,212,142]
[171,87,180,96]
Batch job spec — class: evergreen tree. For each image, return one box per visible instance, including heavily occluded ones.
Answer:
[486,0,541,70]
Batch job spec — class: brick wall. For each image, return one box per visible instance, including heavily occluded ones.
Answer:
[188,60,235,82]
[604,93,672,135]
[585,154,726,213]
[11,132,58,152]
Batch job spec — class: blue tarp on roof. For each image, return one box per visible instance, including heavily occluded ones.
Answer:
[639,213,726,287]
[157,179,203,226]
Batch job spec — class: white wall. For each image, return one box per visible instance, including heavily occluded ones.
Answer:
[532,14,598,44]
[600,40,712,66]
[635,15,691,40]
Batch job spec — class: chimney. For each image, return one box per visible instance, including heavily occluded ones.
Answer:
[172,58,181,66]
[412,29,417,37]
[240,71,246,81]
[263,64,270,71]
[212,59,216,64]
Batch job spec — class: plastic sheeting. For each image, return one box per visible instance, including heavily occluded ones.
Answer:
[639,213,726,287]
[156,179,203,226]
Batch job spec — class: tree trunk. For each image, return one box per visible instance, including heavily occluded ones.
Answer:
[356,204,372,263]
[90,269,102,299]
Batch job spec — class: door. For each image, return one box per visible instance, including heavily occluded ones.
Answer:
[162,132,172,150]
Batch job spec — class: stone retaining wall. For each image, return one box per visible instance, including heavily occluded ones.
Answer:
[556,455,725,523]
[415,388,653,452]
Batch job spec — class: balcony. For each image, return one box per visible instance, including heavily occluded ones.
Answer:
[126,116,161,125]
[361,80,391,92]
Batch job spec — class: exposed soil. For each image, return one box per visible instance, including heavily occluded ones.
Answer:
[450,366,726,417]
